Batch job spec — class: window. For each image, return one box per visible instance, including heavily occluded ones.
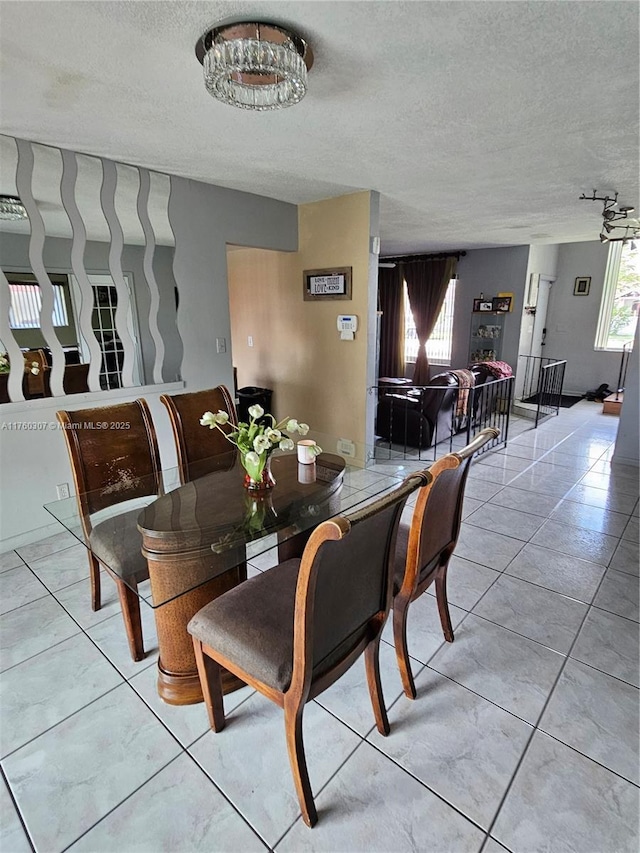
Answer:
[68,273,143,390]
[8,280,69,328]
[92,283,124,390]
[404,278,457,364]
[595,242,640,350]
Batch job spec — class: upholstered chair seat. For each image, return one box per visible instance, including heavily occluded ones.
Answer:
[189,558,299,692]
[89,509,151,585]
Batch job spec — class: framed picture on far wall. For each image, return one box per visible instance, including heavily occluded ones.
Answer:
[493,295,512,312]
[473,299,494,312]
[574,276,591,295]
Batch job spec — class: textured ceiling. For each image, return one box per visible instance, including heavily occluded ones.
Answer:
[0,1,638,253]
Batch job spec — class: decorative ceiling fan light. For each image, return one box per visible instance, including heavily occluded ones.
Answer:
[0,195,28,220]
[196,21,313,111]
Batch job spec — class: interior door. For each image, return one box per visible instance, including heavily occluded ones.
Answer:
[530,276,552,360]
[515,274,554,401]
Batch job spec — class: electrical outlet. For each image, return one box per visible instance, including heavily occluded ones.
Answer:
[56,483,70,500]
[248,336,254,347]
[337,438,355,457]
[216,337,227,354]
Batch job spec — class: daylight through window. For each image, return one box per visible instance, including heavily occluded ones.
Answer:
[595,242,640,351]
[404,278,457,365]
[9,282,69,329]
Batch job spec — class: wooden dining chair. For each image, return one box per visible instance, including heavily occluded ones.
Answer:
[160,385,237,484]
[56,399,163,661]
[188,472,427,827]
[392,427,499,699]
[63,362,90,394]
[23,349,49,398]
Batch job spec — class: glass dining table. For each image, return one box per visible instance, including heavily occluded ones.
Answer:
[44,437,409,705]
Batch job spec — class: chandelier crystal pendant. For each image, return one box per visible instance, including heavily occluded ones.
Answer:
[0,195,28,220]
[196,22,313,111]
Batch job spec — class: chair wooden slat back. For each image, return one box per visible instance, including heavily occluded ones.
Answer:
[160,386,237,484]
[24,349,49,398]
[63,363,90,395]
[56,399,162,527]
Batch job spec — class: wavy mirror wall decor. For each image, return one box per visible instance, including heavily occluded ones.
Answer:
[0,135,183,404]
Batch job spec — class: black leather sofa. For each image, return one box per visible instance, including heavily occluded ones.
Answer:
[376,364,505,449]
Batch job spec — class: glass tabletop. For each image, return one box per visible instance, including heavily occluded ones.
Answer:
[44,435,410,609]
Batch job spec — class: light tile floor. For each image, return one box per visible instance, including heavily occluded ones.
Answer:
[1,401,638,852]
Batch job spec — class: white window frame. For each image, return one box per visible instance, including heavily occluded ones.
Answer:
[404,278,457,365]
[7,276,70,329]
[69,273,143,387]
[595,242,639,351]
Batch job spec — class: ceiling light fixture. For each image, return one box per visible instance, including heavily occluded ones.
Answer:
[196,21,313,111]
[599,223,640,244]
[0,195,28,220]
[580,189,640,245]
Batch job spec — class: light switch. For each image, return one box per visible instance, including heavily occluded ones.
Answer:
[248,336,254,347]
[216,337,227,353]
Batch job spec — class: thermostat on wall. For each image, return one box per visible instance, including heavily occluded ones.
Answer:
[337,315,358,340]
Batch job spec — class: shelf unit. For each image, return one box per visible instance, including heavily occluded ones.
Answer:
[469,311,506,363]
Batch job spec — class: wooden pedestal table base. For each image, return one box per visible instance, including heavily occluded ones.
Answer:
[141,539,247,705]
[137,451,347,705]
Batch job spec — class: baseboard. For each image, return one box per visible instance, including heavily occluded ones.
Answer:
[610,453,640,468]
[512,403,538,419]
[0,520,65,554]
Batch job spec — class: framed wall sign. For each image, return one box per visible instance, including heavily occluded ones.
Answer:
[574,276,591,295]
[303,267,352,301]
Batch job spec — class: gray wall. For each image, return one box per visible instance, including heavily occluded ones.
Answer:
[452,245,530,371]
[169,177,298,394]
[544,241,622,395]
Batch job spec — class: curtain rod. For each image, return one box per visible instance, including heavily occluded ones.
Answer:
[380,251,466,263]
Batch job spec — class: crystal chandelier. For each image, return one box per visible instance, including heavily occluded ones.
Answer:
[196,21,313,111]
[0,195,28,220]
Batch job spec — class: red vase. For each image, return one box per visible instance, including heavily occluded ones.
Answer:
[243,456,276,491]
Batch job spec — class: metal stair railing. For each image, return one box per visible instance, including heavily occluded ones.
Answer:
[371,375,513,462]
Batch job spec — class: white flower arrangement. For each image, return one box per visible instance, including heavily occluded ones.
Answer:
[200,404,321,483]
[0,354,40,375]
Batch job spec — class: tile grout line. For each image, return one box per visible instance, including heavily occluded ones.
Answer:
[478,561,625,851]
[2,412,635,850]
[0,764,36,853]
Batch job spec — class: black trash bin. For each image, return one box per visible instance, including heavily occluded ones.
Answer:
[237,386,273,424]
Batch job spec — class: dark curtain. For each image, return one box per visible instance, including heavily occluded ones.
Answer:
[377,265,405,379]
[404,257,457,384]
